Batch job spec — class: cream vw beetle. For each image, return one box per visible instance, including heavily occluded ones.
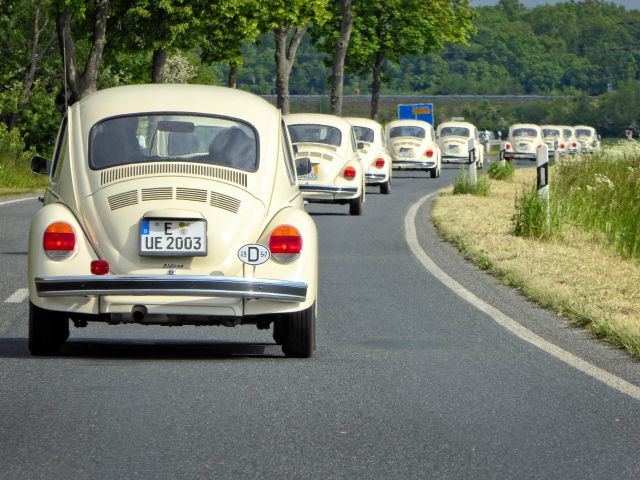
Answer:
[561,126,578,154]
[386,119,441,178]
[437,121,484,168]
[574,125,601,153]
[345,117,392,194]
[541,125,568,156]
[285,113,365,215]
[28,85,318,358]
[504,123,543,161]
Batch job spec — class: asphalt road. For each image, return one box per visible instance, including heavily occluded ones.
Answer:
[1,161,640,479]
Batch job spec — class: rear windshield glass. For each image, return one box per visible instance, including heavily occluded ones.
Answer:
[389,126,425,139]
[576,129,593,137]
[89,114,258,171]
[563,129,573,138]
[512,128,538,137]
[352,126,375,143]
[288,124,342,147]
[439,126,470,138]
[543,129,560,137]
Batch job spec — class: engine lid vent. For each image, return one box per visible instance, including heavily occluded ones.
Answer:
[176,188,207,203]
[108,190,139,211]
[100,163,247,188]
[210,191,241,214]
[142,187,173,201]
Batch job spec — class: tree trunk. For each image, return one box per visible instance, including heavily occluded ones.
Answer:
[370,52,384,121]
[228,62,238,88]
[152,48,167,83]
[56,0,109,104]
[274,26,306,114]
[330,0,353,116]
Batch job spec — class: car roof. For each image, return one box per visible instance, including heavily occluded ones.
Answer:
[387,119,434,130]
[510,123,540,130]
[437,121,475,130]
[75,84,280,129]
[343,117,383,130]
[285,113,353,130]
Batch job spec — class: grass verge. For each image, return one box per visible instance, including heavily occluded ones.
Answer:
[432,165,640,358]
[0,152,47,196]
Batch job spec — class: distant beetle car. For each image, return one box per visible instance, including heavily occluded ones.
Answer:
[28,84,318,358]
[574,125,600,154]
[345,117,392,195]
[437,121,484,169]
[386,119,442,178]
[504,123,543,161]
[286,113,366,216]
[541,125,568,156]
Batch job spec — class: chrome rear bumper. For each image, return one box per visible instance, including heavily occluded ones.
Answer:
[35,275,307,303]
[365,172,386,180]
[298,185,358,195]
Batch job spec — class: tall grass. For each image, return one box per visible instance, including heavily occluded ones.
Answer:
[552,141,640,260]
[452,169,491,196]
[512,187,559,239]
[0,123,48,194]
[487,160,515,181]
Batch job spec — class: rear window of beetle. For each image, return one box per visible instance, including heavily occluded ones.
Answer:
[89,114,258,172]
[390,126,425,139]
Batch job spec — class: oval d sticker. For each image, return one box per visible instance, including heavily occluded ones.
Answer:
[238,244,270,265]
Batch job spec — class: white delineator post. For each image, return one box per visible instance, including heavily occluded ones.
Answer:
[468,137,477,186]
[553,139,559,164]
[536,143,549,200]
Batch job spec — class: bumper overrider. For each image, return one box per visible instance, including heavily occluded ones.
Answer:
[35,275,307,303]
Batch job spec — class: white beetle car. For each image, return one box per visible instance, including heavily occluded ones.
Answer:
[437,121,484,169]
[386,119,441,178]
[541,125,568,156]
[28,84,318,358]
[286,113,365,215]
[345,117,392,194]
[504,123,543,161]
[574,125,601,153]
[561,126,578,154]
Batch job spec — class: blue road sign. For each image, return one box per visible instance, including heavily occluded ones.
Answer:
[398,103,434,125]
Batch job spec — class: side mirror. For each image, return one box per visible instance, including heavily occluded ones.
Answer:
[292,143,299,154]
[295,157,312,176]
[30,155,50,175]
[357,141,365,150]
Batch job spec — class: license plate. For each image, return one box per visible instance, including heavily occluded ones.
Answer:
[400,148,414,158]
[140,219,207,256]
[519,143,529,149]
[298,172,318,180]
[448,144,459,152]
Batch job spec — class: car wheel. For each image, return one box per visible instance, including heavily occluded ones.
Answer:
[430,167,439,178]
[380,180,390,194]
[349,194,363,215]
[272,319,284,345]
[28,302,69,356]
[281,304,316,358]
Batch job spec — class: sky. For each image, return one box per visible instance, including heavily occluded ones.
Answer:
[469,0,639,9]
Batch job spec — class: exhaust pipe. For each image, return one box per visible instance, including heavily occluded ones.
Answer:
[131,305,147,322]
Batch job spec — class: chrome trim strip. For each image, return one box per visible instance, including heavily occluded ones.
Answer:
[35,275,307,302]
[365,173,386,180]
[392,160,434,166]
[298,185,358,194]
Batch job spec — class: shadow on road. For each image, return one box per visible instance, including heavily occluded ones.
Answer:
[0,337,284,360]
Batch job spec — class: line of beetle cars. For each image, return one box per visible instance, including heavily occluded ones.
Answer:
[503,123,600,161]
[25,84,491,359]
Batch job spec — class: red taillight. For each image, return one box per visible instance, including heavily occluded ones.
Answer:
[560,144,565,149]
[425,149,434,158]
[505,143,512,150]
[269,225,302,259]
[43,222,76,259]
[375,158,385,168]
[91,260,109,275]
[572,142,577,147]
[343,166,357,179]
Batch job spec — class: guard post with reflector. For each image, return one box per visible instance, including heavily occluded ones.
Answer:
[553,139,559,164]
[536,143,549,200]
[467,137,477,186]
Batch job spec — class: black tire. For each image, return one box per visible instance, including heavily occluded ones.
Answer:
[380,180,390,194]
[430,165,440,178]
[281,304,316,358]
[272,319,284,345]
[28,302,69,356]
[349,194,363,215]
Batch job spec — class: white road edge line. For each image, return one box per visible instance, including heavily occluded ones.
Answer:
[0,196,39,207]
[405,192,640,403]
[5,288,28,304]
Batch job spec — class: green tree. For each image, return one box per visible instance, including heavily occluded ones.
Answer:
[347,0,475,119]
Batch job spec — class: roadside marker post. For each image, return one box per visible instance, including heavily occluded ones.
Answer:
[536,143,549,200]
[468,138,477,186]
[553,139,559,164]
[499,146,506,168]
